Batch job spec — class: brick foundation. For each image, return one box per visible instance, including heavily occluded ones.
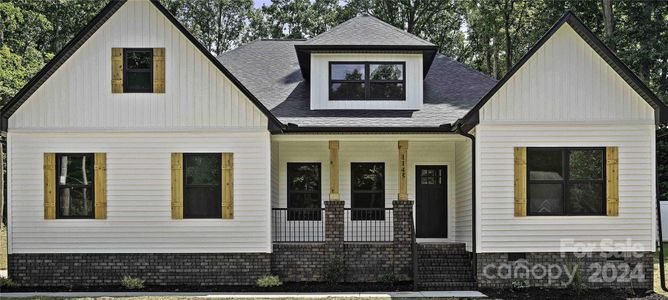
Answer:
[9,253,271,287]
[476,252,653,289]
[9,201,417,287]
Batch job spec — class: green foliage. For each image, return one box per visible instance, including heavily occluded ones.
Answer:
[511,279,529,290]
[569,262,587,294]
[120,275,145,289]
[380,272,395,284]
[324,256,344,284]
[0,0,106,105]
[256,274,282,287]
[658,132,668,202]
[0,277,16,287]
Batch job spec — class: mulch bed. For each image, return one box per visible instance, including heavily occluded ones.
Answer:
[1,282,413,293]
[481,287,663,300]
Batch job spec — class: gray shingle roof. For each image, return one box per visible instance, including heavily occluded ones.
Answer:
[304,14,434,46]
[218,39,496,128]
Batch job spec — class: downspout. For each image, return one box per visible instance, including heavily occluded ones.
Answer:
[657,126,668,292]
[455,123,477,284]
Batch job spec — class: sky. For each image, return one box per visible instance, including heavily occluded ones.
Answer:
[253,0,274,8]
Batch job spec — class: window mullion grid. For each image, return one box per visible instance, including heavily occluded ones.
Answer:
[365,63,370,99]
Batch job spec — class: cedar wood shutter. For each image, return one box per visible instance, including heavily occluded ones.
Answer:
[44,153,107,219]
[111,48,123,93]
[222,153,234,219]
[606,147,619,216]
[153,48,165,93]
[513,147,620,217]
[171,153,233,219]
[171,153,184,219]
[112,48,165,93]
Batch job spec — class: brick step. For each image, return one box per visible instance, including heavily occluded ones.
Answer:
[417,258,470,265]
[418,268,473,274]
[418,273,474,280]
[417,244,467,251]
[417,252,469,257]
[417,281,476,291]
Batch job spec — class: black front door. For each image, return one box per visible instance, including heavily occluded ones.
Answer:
[416,165,448,238]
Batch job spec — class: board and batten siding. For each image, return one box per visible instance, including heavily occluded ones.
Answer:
[310,53,423,110]
[8,0,267,131]
[475,23,655,253]
[8,131,271,254]
[273,139,460,241]
[479,25,654,124]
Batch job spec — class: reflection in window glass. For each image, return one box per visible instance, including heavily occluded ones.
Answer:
[331,64,365,80]
[183,153,221,218]
[526,148,605,216]
[287,163,321,221]
[351,163,385,220]
[370,64,403,80]
[123,49,153,93]
[56,154,94,218]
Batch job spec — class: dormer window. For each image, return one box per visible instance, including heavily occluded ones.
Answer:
[329,62,405,101]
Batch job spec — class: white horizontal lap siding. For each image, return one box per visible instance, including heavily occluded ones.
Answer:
[475,23,656,253]
[310,53,423,110]
[455,140,473,250]
[9,131,271,253]
[9,0,267,131]
[275,140,456,240]
[477,124,655,253]
[479,25,654,124]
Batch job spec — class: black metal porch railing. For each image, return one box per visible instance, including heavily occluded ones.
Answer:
[272,208,325,242]
[344,208,393,242]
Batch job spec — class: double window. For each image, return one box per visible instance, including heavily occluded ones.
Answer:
[56,153,95,219]
[351,163,385,220]
[527,147,606,216]
[329,62,405,101]
[183,153,222,218]
[123,48,153,93]
[287,163,322,221]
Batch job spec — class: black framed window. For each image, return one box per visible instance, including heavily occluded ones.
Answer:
[329,62,405,101]
[56,153,95,219]
[527,147,606,216]
[351,163,385,220]
[287,163,322,221]
[123,48,153,93]
[183,153,222,218]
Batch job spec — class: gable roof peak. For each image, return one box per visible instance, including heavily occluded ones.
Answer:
[303,13,434,47]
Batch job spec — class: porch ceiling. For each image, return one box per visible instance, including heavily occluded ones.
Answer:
[271,133,469,142]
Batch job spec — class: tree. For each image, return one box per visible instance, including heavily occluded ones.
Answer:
[161,0,254,55]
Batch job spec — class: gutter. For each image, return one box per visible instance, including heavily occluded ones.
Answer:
[657,127,668,292]
[455,123,477,285]
[278,123,454,133]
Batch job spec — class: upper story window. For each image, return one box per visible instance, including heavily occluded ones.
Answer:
[287,163,322,221]
[329,62,405,101]
[124,48,153,93]
[527,148,606,216]
[56,153,95,219]
[112,47,165,93]
[183,153,222,218]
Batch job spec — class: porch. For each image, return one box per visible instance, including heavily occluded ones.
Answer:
[270,134,473,245]
[269,134,475,289]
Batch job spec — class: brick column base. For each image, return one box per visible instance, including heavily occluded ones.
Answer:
[324,201,344,282]
[392,200,414,281]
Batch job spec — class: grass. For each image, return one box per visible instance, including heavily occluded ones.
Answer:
[1,225,6,270]
[654,244,668,297]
